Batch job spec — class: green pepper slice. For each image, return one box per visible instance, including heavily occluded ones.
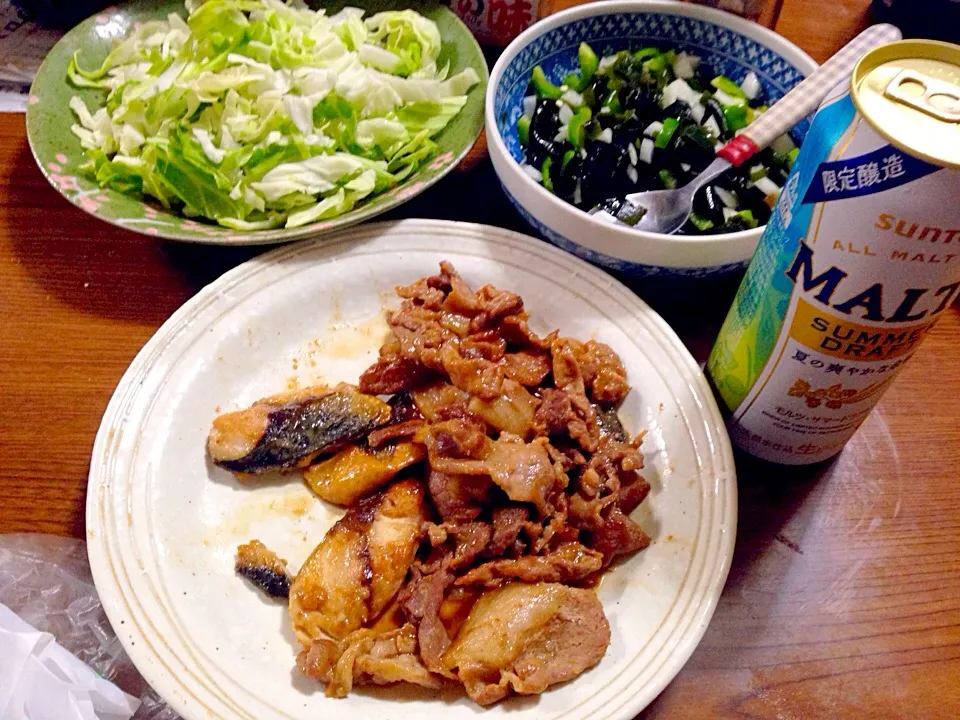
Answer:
[568,107,592,148]
[655,117,680,149]
[602,89,621,113]
[531,65,564,99]
[541,156,554,191]
[737,209,758,228]
[643,54,668,75]
[723,104,749,131]
[516,115,531,145]
[561,43,601,92]
[711,75,748,101]
[689,213,715,231]
[578,43,599,83]
[632,47,660,61]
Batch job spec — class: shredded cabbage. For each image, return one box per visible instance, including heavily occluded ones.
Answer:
[67,0,479,229]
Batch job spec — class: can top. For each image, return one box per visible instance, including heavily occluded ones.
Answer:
[852,40,960,169]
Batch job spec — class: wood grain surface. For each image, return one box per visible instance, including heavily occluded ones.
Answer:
[2,0,959,717]
[776,0,873,64]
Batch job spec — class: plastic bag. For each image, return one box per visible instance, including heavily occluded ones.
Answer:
[0,533,181,720]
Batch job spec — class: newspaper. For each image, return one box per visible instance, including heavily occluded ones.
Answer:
[0,0,63,111]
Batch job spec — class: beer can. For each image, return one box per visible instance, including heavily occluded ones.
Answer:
[707,40,960,465]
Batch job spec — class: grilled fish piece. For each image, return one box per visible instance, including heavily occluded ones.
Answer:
[289,479,428,645]
[208,384,391,475]
[303,442,427,506]
[235,540,292,599]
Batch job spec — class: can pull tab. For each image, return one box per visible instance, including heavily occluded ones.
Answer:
[885,69,960,123]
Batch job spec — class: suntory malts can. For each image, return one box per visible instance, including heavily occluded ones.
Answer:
[707,40,960,464]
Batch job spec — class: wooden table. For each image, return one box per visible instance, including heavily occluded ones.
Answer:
[3,0,959,717]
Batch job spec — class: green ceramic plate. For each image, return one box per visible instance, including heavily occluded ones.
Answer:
[26,0,487,244]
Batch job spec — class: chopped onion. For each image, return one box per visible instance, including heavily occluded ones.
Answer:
[560,89,584,107]
[691,101,706,123]
[554,125,569,143]
[521,164,542,182]
[597,127,613,144]
[573,179,582,204]
[626,165,639,183]
[703,115,721,138]
[715,186,739,209]
[672,52,700,80]
[639,138,655,164]
[661,78,700,109]
[683,80,702,105]
[644,120,663,137]
[712,88,741,107]
[722,207,739,222]
[753,176,781,196]
[660,79,681,108]
[558,104,574,124]
[627,142,638,166]
[599,106,611,114]
[740,71,761,101]
[598,54,619,71]
[522,95,536,118]
[680,162,691,172]
[579,147,587,159]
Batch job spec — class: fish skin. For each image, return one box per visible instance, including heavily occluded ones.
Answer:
[235,539,292,599]
[211,386,391,474]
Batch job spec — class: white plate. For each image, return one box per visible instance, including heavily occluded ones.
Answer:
[87,219,736,720]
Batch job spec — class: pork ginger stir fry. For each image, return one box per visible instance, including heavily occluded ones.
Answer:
[207,262,652,705]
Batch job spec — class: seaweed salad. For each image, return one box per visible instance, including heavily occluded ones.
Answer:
[516,43,800,235]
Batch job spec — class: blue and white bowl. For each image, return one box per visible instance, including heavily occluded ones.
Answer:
[486,0,818,278]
